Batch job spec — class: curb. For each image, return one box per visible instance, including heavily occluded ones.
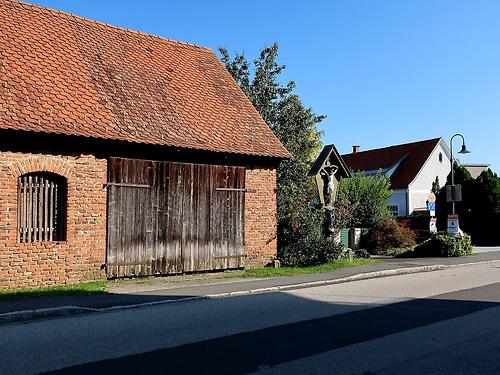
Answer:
[2,260,499,324]
[0,306,97,324]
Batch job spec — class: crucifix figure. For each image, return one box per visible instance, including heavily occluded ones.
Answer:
[320,165,339,234]
[320,165,338,206]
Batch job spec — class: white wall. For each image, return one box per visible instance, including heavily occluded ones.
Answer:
[409,139,451,213]
[388,189,408,217]
[410,189,434,212]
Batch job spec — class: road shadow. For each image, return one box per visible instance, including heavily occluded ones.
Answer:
[0,291,201,315]
[42,283,500,375]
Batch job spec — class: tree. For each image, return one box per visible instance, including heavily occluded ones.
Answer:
[219,44,298,129]
[469,169,500,244]
[219,44,328,261]
[476,169,500,211]
[446,162,473,185]
[336,173,393,228]
[431,176,441,195]
[436,166,500,245]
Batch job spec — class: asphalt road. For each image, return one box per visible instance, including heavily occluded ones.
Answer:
[1,262,499,374]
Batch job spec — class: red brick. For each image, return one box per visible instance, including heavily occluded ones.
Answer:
[244,167,278,267]
[0,151,107,289]
[1,153,280,288]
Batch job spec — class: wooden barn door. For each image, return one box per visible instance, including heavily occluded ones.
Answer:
[106,158,245,278]
[106,158,179,277]
[181,164,246,272]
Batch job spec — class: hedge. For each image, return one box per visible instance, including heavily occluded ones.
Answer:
[413,232,473,257]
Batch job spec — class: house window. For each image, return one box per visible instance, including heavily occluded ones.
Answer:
[388,205,399,217]
[439,152,443,163]
[17,172,67,243]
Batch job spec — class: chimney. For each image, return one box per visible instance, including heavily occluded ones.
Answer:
[352,145,360,154]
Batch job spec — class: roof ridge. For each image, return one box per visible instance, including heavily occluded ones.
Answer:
[342,137,441,156]
[16,0,211,51]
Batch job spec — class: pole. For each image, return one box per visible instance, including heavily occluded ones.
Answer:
[450,138,455,214]
[449,133,467,215]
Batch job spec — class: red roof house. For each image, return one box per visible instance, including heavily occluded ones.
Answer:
[342,138,451,216]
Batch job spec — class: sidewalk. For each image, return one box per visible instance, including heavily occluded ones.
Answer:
[2,251,500,323]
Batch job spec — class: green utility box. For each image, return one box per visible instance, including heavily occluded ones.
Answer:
[339,229,350,248]
[339,228,368,249]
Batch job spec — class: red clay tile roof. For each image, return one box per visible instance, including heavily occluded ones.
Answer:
[341,138,442,189]
[0,0,290,159]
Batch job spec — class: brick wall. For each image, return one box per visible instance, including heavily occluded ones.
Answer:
[0,152,107,289]
[244,167,278,268]
[0,153,278,288]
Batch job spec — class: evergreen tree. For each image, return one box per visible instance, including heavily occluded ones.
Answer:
[446,162,473,185]
[436,166,500,245]
[477,169,500,211]
[431,176,441,195]
[219,44,326,257]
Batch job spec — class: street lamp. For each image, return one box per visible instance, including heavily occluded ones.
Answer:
[450,133,471,214]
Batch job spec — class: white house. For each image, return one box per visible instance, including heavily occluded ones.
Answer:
[342,138,451,217]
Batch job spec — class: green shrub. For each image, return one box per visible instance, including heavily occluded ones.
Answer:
[354,248,371,259]
[278,209,344,267]
[414,232,473,257]
[279,235,344,267]
[412,238,435,257]
[363,219,416,255]
[387,247,414,257]
[337,173,393,228]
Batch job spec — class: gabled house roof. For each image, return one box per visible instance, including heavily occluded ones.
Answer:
[341,138,445,189]
[308,144,351,178]
[0,0,290,159]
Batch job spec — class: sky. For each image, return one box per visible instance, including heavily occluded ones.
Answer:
[30,0,500,172]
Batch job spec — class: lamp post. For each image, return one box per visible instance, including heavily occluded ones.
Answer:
[449,133,471,214]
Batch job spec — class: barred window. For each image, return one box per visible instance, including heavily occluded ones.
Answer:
[388,205,399,217]
[17,172,67,243]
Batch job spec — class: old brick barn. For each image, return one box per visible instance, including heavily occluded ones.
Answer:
[0,1,289,289]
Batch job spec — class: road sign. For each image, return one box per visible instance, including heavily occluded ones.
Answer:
[427,192,436,203]
[427,202,436,217]
[446,185,462,202]
[429,218,437,233]
[447,214,460,236]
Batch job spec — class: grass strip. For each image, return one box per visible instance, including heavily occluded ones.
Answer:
[242,258,379,277]
[0,281,108,301]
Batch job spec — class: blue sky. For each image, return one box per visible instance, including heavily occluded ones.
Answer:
[30,1,500,172]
